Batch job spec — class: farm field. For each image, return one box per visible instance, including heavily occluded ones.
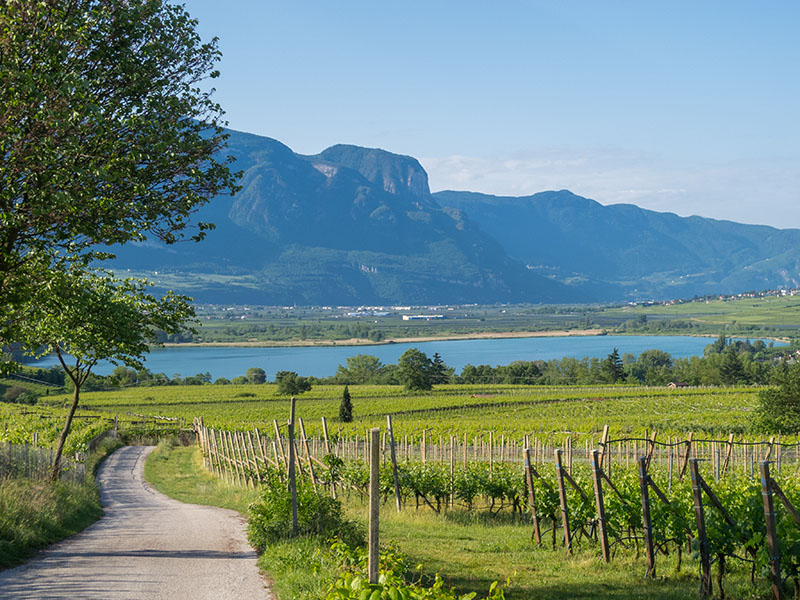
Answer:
[29,383,769,442]
[601,295,800,331]
[140,295,800,346]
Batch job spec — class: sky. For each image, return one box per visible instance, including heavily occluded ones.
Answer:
[183,1,800,228]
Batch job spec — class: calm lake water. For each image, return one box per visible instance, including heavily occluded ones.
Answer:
[24,335,782,380]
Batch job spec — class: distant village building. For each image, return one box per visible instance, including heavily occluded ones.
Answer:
[667,381,690,389]
[402,315,445,321]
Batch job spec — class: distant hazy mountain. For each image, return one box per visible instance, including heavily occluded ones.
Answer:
[110,128,800,304]
[110,129,577,304]
[434,190,800,300]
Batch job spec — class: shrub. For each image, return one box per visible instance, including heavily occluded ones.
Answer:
[275,371,312,395]
[2,385,37,404]
[248,472,362,552]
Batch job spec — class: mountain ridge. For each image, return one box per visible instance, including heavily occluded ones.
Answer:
[108,128,800,304]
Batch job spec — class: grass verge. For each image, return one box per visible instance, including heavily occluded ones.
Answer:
[0,434,123,570]
[0,477,104,569]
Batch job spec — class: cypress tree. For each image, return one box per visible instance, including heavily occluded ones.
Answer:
[339,385,353,422]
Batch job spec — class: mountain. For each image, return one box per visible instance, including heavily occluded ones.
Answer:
[110,130,578,305]
[434,190,800,300]
[110,128,800,304]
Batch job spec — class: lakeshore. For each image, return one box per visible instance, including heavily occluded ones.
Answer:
[163,328,608,349]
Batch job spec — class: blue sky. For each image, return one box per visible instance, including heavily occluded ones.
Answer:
[184,1,800,228]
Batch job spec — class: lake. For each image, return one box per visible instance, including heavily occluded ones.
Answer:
[23,335,782,380]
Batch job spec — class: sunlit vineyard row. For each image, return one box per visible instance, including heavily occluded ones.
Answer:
[27,383,773,442]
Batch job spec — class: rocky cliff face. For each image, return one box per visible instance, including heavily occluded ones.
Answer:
[108,128,576,305]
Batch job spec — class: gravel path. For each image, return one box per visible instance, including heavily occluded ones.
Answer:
[0,446,272,599]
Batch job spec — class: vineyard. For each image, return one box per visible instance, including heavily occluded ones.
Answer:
[35,383,774,442]
[195,414,800,599]
[6,381,800,597]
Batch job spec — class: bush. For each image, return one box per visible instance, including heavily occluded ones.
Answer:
[275,371,312,395]
[248,472,362,552]
[755,362,800,433]
[2,385,37,404]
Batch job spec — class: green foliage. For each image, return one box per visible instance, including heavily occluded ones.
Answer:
[247,472,362,552]
[397,349,434,391]
[756,362,800,433]
[602,348,624,383]
[325,540,506,600]
[2,385,37,405]
[339,385,354,422]
[276,371,313,396]
[0,0,238,353]
[245,367,267,385]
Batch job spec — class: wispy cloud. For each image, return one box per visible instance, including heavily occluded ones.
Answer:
[420,150,800,229]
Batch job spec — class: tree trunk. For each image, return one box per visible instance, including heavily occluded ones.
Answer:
[50,384,81,481]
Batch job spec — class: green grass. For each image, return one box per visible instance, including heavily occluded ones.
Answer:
[0,478,103,569]
[336,496,774,600]
[602,295,800,330]
[143,442,258,513]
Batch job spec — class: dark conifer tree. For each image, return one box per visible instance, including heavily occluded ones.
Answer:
[339,385,353,422]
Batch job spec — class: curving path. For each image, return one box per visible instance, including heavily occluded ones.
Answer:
[0,446,272,599]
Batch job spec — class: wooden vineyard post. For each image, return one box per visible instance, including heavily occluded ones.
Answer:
[524,447,542,545]
[288,397,298,536]
[489,431,494,477]
[591,450,610,563]
[689,459,712,598]
[638,457,656,577]
[321,417,332,454]
[721,433,734,477]
[679,432,693,481]
[215,430,229,482]
[668,437,674,493]
[298,418,317,493]
[273,419,287,474]
[246,431,262,484]
[422,430,427,464]
[463,432,468,468]
[598,425,610,470]
[227,431,243,486]
[449,435,455,509]
[765,436,775,461]
[555,449,572,555]
[386,415,402,512]
[368,427,381,584]
[254,429,273,471]
[760,461,784,600]
[320,417,336,497]
[645,430,657,471]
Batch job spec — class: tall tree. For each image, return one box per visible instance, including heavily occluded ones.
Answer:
[720,349,747,385]
[14,267,194,479]
[430,352,453,384]
[397,348,433,391]
[335,354,385,385]
[0,0,238,354]
[603,348,624,383]
[339,385,353,423]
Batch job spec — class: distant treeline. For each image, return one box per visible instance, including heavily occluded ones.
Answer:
[325,336,788,387]
[6,335,794,395]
